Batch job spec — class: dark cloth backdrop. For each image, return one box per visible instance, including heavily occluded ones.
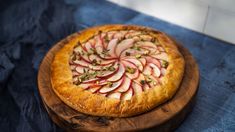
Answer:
[0,0,235,131]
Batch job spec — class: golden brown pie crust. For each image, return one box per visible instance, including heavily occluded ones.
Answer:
[50,25,185,117]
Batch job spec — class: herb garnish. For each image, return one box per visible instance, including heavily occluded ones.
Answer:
[143,50,150,56]
[140,80,146,85]
[104,35,109,43]
[74,79,81,85]
[90,48,97,54]
[101,49,110,56]
[71,55,77,61]
[78,70,97,83]
[107,82,113,87]
[126,66,136,74]
[108,66,115,71]
[161,60,169,68]
[145,77,152,83]
[125,52,131,56]
[91,59,98,65]
[131,45,141,51]
[80,51,85,55]
[135,54,141,59]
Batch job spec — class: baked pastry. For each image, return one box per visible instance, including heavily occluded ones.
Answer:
[51,25,185,117]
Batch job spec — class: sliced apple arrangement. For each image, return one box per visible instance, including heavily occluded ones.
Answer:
[69,30,169,100]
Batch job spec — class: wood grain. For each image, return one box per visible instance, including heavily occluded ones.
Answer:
[37,33,199,132]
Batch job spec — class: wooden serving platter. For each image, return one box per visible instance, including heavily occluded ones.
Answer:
[38,33,199,132]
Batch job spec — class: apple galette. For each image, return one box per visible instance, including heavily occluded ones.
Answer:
[51,25,185,117]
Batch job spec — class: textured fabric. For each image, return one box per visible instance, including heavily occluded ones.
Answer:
[0,0,234,131]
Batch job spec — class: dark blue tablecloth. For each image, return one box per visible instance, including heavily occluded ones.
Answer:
[0,0,234,131]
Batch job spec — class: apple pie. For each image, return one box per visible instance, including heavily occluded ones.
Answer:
[51,25,185,117]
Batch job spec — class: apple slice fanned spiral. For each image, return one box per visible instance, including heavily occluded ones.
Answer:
[69,30,169,100]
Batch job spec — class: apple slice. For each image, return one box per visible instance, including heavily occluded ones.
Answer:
[89,63,113,71]
[97,79,108,85]
[142,64,152,75]
[99,78,123,93]
[94,35,104,53]
[73,48,90,63]
[158,46,165,52]
[139,35,153,41]
[97,70,116,78]
[80,53,90,62]
[117,76,131,92]
[74,45,83,53]
[161,68,167,76]
[137,41,157,49]
[96,62,118,77]
[149,63,161,77]
[75,65,88,74]
[123,58,143,71]
[125,31,141,38]
[132,36,141,42]
[139,58,147,66]
[84,41,94,52]
[72,71,80,77]
[141,47,157,55]
[120,48,136,57]
[107,92,122,99]
[134,73,146,85]
[88,38,96,47]
[97,69,118,78]
[89,54,116,66]
[107,63,125,82]
[106,38,118,58]
[132,81,143,95]
[96,46,104,56]
[100,59,116,66]
[101,33,108,48]
[115,39,134,56]
[113,32,124,39]
[145,56,161,68]
[82,78,100,84]
[70,65,76,70]
[107,31,116,40]
[73,60,89,67]
[151,52,168,61]
[122,60,139,79]
[122,88,133,100]
[78,83,91,89]
[89,54,101,62]
[78,83,97,90]
[88,86,101,93]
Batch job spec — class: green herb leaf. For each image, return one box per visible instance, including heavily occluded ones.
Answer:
[140,80,146,85]
[107,82,113,87]
[108,66,115,71]
[135,54,141,59]
[101,49,110,56]
[161,60,169,68]
[126,66,136,74]
[145,77,152,83]
[91,59,98,65]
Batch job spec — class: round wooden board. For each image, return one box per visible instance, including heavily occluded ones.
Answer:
[38,33,199,132]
